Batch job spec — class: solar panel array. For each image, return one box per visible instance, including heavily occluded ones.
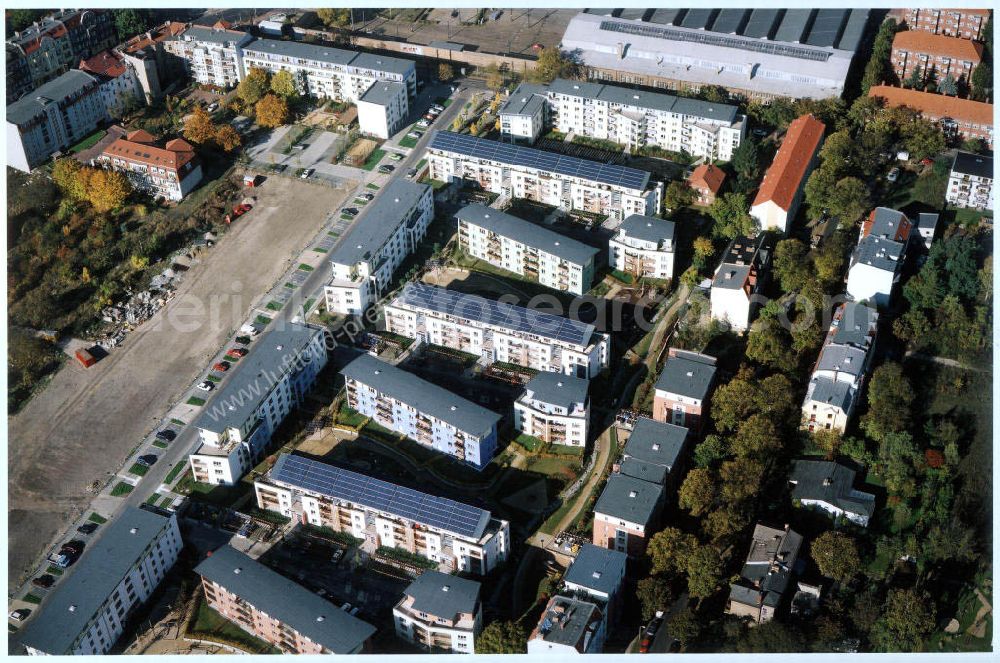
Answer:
[428,131,651,191]
[398,283,595,347]
[599,20,832,62]
[272,454,490,539]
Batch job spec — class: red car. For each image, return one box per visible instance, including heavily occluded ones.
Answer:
[229,348,248,358]
[213,361,230,372]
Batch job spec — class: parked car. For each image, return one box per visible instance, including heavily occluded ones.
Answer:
[752,128,768,137]
[406,131,422,139]
[9,609,31,622]
[213,361,230,372]
[229,348,248,358]
[341,603,353,612]
[431,104,445,112]
[416,119,431,128]
[389,152,404,161]
[343,207,360,216]
[77,522,99,535]
[236,522,253,539]
[407,167,418,179]
[887,167,900,183]
[639,612,664,654]
[155,429,176,442]
[423,113,436,121]
[378,165,395,174]
[138,454,158,467]
[196,381,215,391]
[31,574,55,589]
[300,168,314,179]
[235,335,252,344]
[274,164,287,173]
[331,549,345,563]
[361,192,375,201]
[920,157,935,166]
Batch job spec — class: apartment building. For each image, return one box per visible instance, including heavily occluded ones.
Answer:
[914,212,940,249]
[6,69,108,172]
[498,83,547,144]
[609,213,676,280]
[118,21,189,103]
[710,233,773,332]
[358,80,408,139]
[562,544,627,609]
[196,545,375,654]
[527,595,606,654]
[96,130,202,202]
[325,179,433,315]
[869,85,993,148]
[750,114,827,233]
[652,349,717,432]
[19,507,182,655]
[618,417,689,488]
[514,372,590,448]
[847,207,912,307]
[393,572,482,653]
[592,473,664,557]
[164,24,252,88]
[6,9,116,103]
[891,30,983,85]
[256,453,511,574]
[897,8,990,40]
[688,163,726,206]
[427,131,664,221]
[188,323,329,485]
[802,302,878,433]
[946,150,993,210]
[383,283,610,378]
[789,460,876,527]
[242,39,417,101]
[727,524,804,625]
[78,50,144,116]
[342,354,501,470]
[456,204,599,295]
[500,78,745,160]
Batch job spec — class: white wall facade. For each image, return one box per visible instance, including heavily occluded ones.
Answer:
[946,170,993,210]
[513,395,589,448]
[608,233,674,280]
[846,263,896,308]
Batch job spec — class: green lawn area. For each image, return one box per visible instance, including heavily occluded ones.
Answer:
[164,462,187,485]
[336,404,369,428]
[366,182,380,190]
[175,472,252,507]
[297,263,314,272]
[143,493,160,505]
[361,148,386,171]
[46,565,63,576]
[399,129,419,149]
[110,481,134,497]
[549,444,586,457]
[434,97,453,107]
[186,396,206,406]
[170,418,186,427]
[303,297,316,312]
[515,433,543,452]
[206,375,221,383]
[950,206,992,228]
[527,456,580,479]
[188,598,280,654]
[128,462,149,477]
[88,512,107,524]
[266,300,283,311]
[153,440,169,449]
[68,129,106,153]
[22,594,42,605]
[254,314,272,326]
[284,282,296,288]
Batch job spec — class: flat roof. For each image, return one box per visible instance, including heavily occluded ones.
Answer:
[457,204,599,265]
[173,24,248,45]
[593,474,662,525]
[191,323,324,434]
[18,507,175,654]
[269,453,493,539]
[534,595,602,648]
[428,40,465,51]
[405,570,480,618]
[196,545,375,653]
[499,83,548,117]
[563,544,626,597]
[359,80,407,106]
[328,179,430,266]
[619,214,675,244]
[7,70,100,125]
[653,350,717,400]
[428,130,653,191]
[522,371,589,410]
[342,354,500,436]
[952,150,993,179]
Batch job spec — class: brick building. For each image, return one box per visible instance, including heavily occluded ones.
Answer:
[891,30,983,85]
[896,8,991,40]
[869,85,994,148]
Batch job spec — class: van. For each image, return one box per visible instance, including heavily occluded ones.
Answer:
[240,323,260,337]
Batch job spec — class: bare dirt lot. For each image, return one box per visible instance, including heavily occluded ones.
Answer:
[7,177,351,588]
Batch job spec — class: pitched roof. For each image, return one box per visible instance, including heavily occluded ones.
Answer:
[593,474,663,526]
[788,460,876,519]
[751,114,826,211]
[195,546,376,653]
[654,350,717,400]
[868,85,994,127]
[830,302,878,349]
[688,163,727,194]
[623,418,688,472]
[804,375,854,411]
[862,207,912,242]
[126,129,155,143]
[851,235,906,274]
[404,571,480,618]
[951,150,993,179]
[121,21,187,54]
[892,30,984,62]
[522,372,589,410]
[327,179,431,266]
[358,80,407,106]
[102,135,196,172]
[6,70,101,126]
[78,50,127,78]
[563,544,627,597]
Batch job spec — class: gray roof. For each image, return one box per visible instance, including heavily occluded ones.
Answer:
[359,80,407,106]
[192,323,324,434]
[548,77,740,124]
[593,474,663,526]
[341,354,501,436]
[653,350,717,400]
[712,234,769,290]
[352,51,416,76]
[174,25,249,45]
[816,344,868,379]
[619,214,675,245]
[851,235,905,274]
[534,595,603,649]
[245,38,355,64]
[789,460,876,519]
[404,571,480,618]
[328,179,430,266]
[731,524,803,610]
[195,546,375,653]
[563,544,627,597]
[712,263,752,290]
[522,372,589,410]
[951,150,993,179]
[7,70,100,125]
[728,583,766,609]
[868,207,909,238]
[805,376,854,410]
[915,212,939,236]
[619,458,668,485]
[457,204,599,265]
[18,508,175,655]
[831,302,878,349]
[623,418,688,472]
[499,83,548,117]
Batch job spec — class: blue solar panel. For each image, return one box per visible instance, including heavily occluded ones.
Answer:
[428,131,651,191]
[272,454,490,539]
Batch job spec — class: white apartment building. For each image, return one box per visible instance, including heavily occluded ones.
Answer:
[609,214,676,280]
[394,571,482,653]
[514,372,590,447]
[188,323,329,485]
[498,84,547,144]
[325,179,433,315]
[846,207,912,308]
[96,131,202,202]
[342,354,501,469]
[802,302,878,433]
[241,38,416,102]
[710,234,772,332]
[528,595,607,654]
[946,150,993,211]
[427,131,663,221]
[257,453,511,575]
[383,283,610,378]
[163,25,252,88]
[6,69,108,172]
[20,507,182,655]
[78,50,145,117]
[357,80,408,139]
[456,204,599,295]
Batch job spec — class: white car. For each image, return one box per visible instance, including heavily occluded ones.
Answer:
[406,131,422,139]
[431,104,445,112]
[9,609,31,622]
[196,381,215,392]
[300,168,314,179]
[887,167,900,183]
[416,119,431,128]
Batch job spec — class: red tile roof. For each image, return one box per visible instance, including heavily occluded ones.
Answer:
[892,30,984,62]
[688,164,726,195]
[121,21,187,54]
[126,129,156,143]
[868,85,994,126]
[751,114,826,212]
[102,136,195,172]
[79,50,127,79]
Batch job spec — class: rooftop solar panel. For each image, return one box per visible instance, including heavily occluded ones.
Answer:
[271,454,491,539]
[647,8,683,25]
[774,8,813,43]
[711,9,749,34]
[836,9,869,52]
[681,9,717,30]
[428,131,651,191]
[742,9,783,39]
[804,9,848,47]
[395,283,596,347]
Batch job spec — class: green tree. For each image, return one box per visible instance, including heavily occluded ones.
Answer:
[872,589,934,652]
[664,180,695,211]
[729,414,783,458]
[237,67,270,105]
[904,64,924,89]
[476,620,527,654]
[827,177,872,226]
[746,316,796,371]
[527,47,576,83]
[6,9,48,36]
[861,19,899,94]
[438,63,455,82]
[708,192,757,239]
[678,468,715,516]
[736,620,807,652]
[636,576,673,621]
[719,458,766,504]
[773,239,810,293]
[317,8,352,28]
[647,527,697,575]
[811,531,861,581]
[818,130,856,179]
[804,165,837,216]
[862,362,913,440]
[731,138,761,182]
[667,608,700,648]
[693,435,726,468]
[112,9,152,40]
[938,73,958,96]
[685,546,723,599]
[902,118,946,161]
[270,70,298,98]
[970,62,992,101]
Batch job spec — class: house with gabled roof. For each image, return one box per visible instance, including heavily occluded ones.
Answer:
[847,207,912,308]
[750,114,826,233]
[727,523,804,624]
[96,130,202,201]
[788,460,876,526]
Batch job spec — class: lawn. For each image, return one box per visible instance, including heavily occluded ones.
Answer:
[399,130,420,149]
[336,404,369,428]
[188,598,279,654]
[153,440,169,449]
[88,512,107,524]
[128,463,149,477]
[68,129,107,153]
[164,462,187,485]
[110,481,134,497]
[515,433,543,452]
[361,148,386,171]
[175,472,252,507]
[549,444,586,457]
[206,375,221,383]
[366,182,380,190]
[266,300,283,311]
[297,263,314,272]
[46,565,64,576]
[434,97,453,107]
[22,594,42,605]
[170,418,186,427]
[186,396,206,407]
